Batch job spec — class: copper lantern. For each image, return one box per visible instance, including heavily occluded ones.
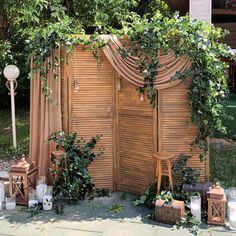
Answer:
[207,182,226,226]
[9,157,38,205]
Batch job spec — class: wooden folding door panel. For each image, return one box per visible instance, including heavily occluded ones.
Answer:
[117,77,156,195]
[69,47,115,190]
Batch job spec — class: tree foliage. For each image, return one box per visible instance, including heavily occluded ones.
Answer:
[0,0,166,108]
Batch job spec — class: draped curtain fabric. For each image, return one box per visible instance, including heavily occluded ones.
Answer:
[29,49,62,175]
[29,35,191,175]
[101,35,191,89]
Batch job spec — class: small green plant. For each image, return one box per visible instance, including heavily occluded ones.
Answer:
[94,188,111,198]
[173,191,202,236]
[134,180,156,208]
[172,154,191,174]
[119,192,126,200]
[174,212,202,236]
[108,202,125,213]
[55,203,64,215]
[90,203,100,210]
[182,168,200,185]
[19,204,41,218]
[172,154,200,185]
[156,191,173,204]
[48,131,103,203]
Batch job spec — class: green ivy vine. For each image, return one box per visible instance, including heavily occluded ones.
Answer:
[115,12,235,160]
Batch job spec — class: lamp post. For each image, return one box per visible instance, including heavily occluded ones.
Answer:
[3,65,20,148]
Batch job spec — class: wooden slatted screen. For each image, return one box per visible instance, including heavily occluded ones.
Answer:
[69,47,115,190]
[117,77,156,195]
[158,78,209,182]
[61,45,209,193]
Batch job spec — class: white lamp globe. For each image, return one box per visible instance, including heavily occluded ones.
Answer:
[3,65,20,80]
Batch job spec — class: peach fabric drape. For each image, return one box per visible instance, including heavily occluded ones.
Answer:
[29,49,62,175]
[101,35,191,90]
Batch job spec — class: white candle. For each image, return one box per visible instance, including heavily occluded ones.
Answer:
[191,203,201,222]
[230,214,236,230]
[43,195,53,211]
[0,201,2,211]
[229,202,236,230]
[28,199,38,208]
[0,182,5,203]
[36,184,47,202]
[6,201,16,210]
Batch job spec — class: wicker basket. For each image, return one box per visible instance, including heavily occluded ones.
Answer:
[155,199,185,224]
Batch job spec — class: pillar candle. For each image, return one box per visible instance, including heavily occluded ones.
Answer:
[6,201,16,210]
[28,199,38,208]
[43,195,53,211]
[190,196,201,222]
[36,184,47,202]
[229,202,236,230]
[0,181,5,202]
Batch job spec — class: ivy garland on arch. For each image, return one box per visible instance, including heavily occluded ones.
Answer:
[27,11,235,161]
[114,12,235,160]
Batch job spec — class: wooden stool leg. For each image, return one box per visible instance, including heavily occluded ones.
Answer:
[167,160,173,192]
[157,160,162,195]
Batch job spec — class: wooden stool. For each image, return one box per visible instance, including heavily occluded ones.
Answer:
[153,152,174,195]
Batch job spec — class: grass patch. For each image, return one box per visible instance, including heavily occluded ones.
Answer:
[210,143,236,188]
[213,93,236,139]
[0,108,29,160]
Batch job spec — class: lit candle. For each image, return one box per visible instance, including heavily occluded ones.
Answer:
[36,184,47,202]
[43,195,53,211]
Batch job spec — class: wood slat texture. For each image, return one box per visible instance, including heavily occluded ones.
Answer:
[60,44,209,194]
[69,47,115,190]
[158,78,208,183]
[117,78,156,195]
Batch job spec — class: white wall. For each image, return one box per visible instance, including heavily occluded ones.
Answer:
[189,0,212,23]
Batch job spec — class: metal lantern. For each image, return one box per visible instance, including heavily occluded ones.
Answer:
[9,157,38,205]
[207,182,226,226]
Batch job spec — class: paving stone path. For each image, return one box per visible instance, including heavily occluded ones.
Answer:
[0,192,235,236]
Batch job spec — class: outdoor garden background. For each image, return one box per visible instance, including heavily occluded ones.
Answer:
[0,0,236,235]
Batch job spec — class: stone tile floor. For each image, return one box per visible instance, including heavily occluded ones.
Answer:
[0,192,235,236]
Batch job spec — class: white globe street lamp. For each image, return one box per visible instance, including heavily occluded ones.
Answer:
[3,65,20,149]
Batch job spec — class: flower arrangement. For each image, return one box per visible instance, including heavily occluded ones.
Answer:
[225,0,236,10]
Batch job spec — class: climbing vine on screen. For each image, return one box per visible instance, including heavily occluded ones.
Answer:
[2,0,236,160]
[116,13,235,160]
